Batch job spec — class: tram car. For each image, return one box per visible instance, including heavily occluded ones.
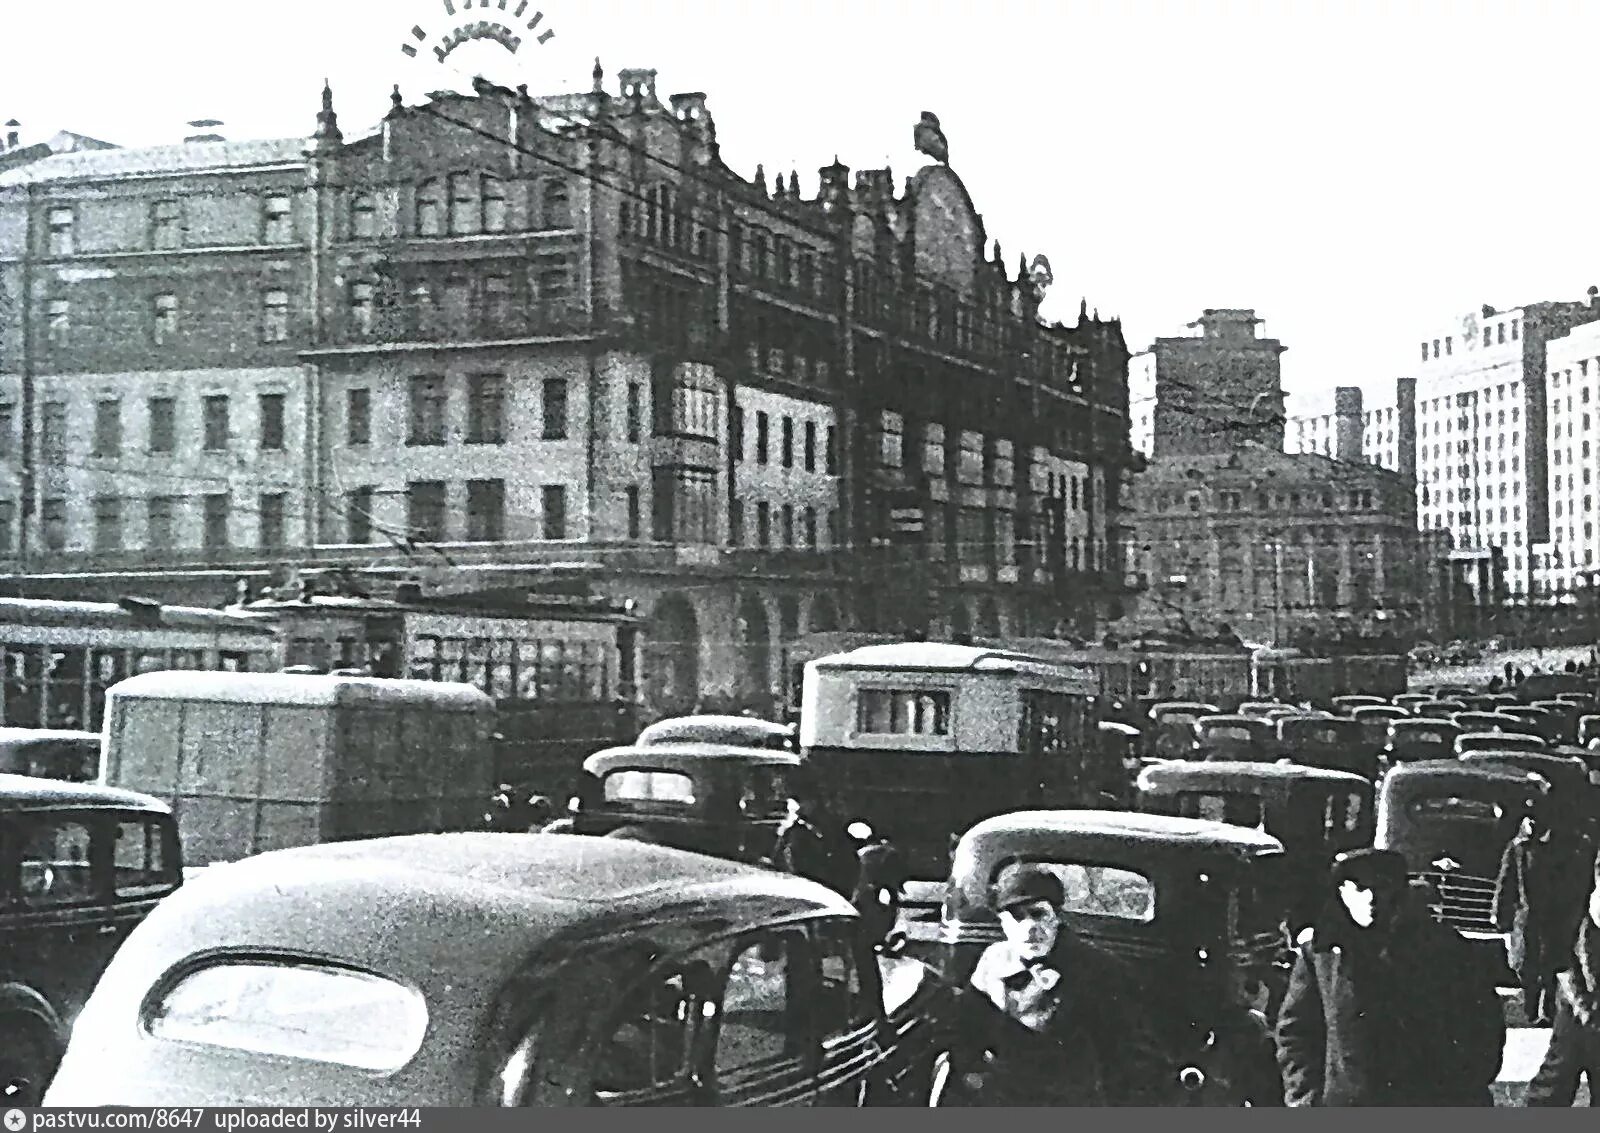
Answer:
[0,596,280,732]
[799,641,1111,883]
[1250,647,1408,705]
[228,575,641,797]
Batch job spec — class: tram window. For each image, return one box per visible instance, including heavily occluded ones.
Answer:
[856,689,950,736]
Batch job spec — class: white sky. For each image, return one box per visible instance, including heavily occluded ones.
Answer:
[5,0,1599,401]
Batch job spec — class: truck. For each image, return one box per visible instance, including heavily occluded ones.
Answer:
[99,671,495,866]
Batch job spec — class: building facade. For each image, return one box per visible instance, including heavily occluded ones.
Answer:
[1540,299,1600,603]
[1410,297,1593,601]
[0,73,1134,716]
[1285,378,1416,480]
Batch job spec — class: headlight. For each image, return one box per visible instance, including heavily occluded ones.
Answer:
[1179,1066,1206,1092]
[567,796,581,813]
[847,820,873,840]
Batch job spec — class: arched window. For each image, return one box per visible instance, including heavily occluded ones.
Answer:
[448,172,478,235]
[350,192,378,239]
[416,180,442,237]
[542,179,572,229]
[481,175,508,233]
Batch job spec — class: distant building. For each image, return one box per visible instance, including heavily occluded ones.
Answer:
[1287,386,1363,463]
[1539,295,1600,602]
[1129,309,1286,459]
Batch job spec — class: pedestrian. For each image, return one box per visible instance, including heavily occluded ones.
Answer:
[1525,862,1600,1106]
[1275,848,1507,1106]
[1494,798,1596,1024]
[948,864,1160,1105]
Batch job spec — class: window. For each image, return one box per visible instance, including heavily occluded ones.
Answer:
[626,486,642,540]
[261,290,290,343]
[856,689,951,735]
[730,404,745,461]
[542,485,568,540]
[447,172,478,235]
[756,501,771,547]
[879,411,904,469]
[533,253,575,302]
[591,959,703,1100]
[348,280,375,337]
[350,192,377,238]
[541,179,572,229]
[41,497,67,550]
[18,818,94,906]
[112,819,175,898]
[152,293,178,345]
[484,273,514,330]
[803,506,817,548]
[957,430,984,485]
[781,503,794,547]
[814,921,874,1034]
[93,399,122,458]
[467,374,506,444]
[202,395,229,450]
[262,195,293,243]
[202,494,230,549]
[147,496,176,548]
[47,207,75,256]
[716,933,803,1083]
[0,500,13,553]
[408,377,446,446]
[464,479,506,543]
[258,492,286,549]
[603,770,696,804]
[36,402,65,465]
[782,417,795,469]
[481,175,508,233]
[344,487,373,544]
[258,393,286,451]
[756,412,770,463]
[825,425,838,475]
[407,481,448,543]
[729,498,744,545]
[803,421,817,472]
[416,179,443,236]
[346,388,371,446]
[94,496,122,551]
[145,960,428,1072]
[151,199,182,249]
[542,378,569,440]
[626,382,643,443]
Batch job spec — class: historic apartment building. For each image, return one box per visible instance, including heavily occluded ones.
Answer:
[1410,295,1594,601]
[1541,295,1600,601]
[1124,310,1426,643]
[0,71,1134,715]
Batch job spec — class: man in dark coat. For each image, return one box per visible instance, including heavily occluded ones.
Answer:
[1526,863,1600,1106]
[951,865,1162,1105]
[1275,848,1507,1106]
[1494,799,1595,1024]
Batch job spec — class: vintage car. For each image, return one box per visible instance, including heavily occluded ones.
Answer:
[553,743,844,871]
[1412,698,1469,719]
[1451,710,1519,735]
[1455,731,1549,756]
[1391,693,1437,714]
[1457,750,1598,828]
[1135,761,1374,933]
[1330,694,1390,716]
[1149,701,1221,726]
[1237,701,1299,722]
[1349,705,1409,752]
[1276,715,1375,779]
[636,714,797,751]
[1375,760,1550,976]
[1581,714,1600,750]
[1,774,183,1104]
[1191,715,1277,762]
[0,729,101,782]
[1096,721,1145,806]
[41,834,949,1107]
[1497,705,1566,746]
[1529,700,1584,745]
[933,811,1289,1106]
[1384,718,1462,765]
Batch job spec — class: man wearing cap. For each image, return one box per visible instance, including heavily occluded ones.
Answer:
[1525,861,1600,1106]
[953,864,1153,1105]
[1275,848,1507,1106]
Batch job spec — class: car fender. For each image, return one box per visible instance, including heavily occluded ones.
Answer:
[0,981,65,1046]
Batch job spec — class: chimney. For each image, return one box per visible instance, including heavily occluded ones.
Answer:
[1588,285,1599,318]
[185,118,226,143]
[617,68,658,107]
[4,120,18,150]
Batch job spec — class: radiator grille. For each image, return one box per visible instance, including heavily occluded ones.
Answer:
[1416,869,1497,933]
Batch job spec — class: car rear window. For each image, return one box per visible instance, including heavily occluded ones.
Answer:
[603,770,697,805]
[146,960,428,1072]
[1207,727,1254,743]
[1405,796,1500,821]
[1000,861,1157,922]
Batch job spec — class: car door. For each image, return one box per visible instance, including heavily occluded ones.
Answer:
[808,918,880,1104]
[705,927,820,1106]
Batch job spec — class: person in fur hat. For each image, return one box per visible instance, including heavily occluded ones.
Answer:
[1525,860,1600,1106]
[1274,848,1506,1106]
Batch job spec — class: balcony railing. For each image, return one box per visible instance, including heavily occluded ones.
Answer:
[322,298,590,348]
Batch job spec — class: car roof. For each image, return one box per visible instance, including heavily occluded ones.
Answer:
[0,728,100,744]
[809,641,1072,675]
[1381,760,1548,787]
[584,743,803,773]
[107,671,493,710]
[0,772,170,813]
[638,715,792,738]
[959,809,1284,854]
[1139,760,1370,787]
[1391,717,1460,730]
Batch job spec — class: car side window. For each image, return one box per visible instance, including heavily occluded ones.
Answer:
[715,931,807,1080]
[18,816,96,906]
[112,818,177,898]
[592,964,706,1099]
[813,920,873,1039]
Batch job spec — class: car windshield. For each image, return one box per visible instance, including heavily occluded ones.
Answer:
[1405,795,1502,822]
